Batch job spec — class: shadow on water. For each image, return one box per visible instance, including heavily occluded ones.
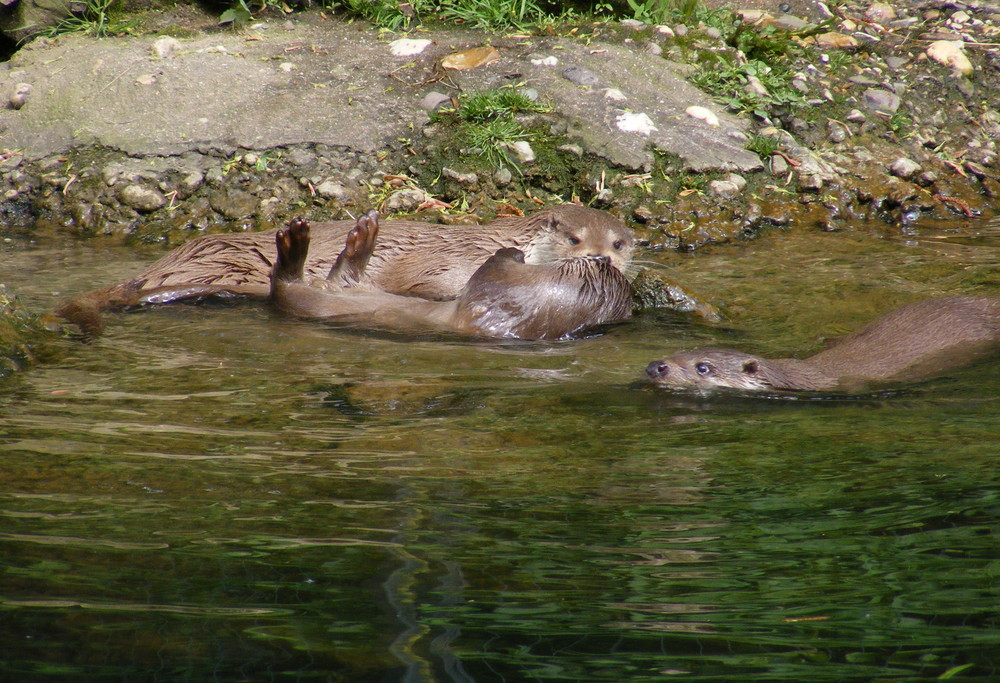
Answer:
[1,216,999,680]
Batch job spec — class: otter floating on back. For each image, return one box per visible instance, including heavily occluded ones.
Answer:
[646,297,1000,392]
[56,204,634,335]
[270,212,634,341]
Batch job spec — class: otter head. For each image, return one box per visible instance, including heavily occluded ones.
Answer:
[522,205,634,273]
[645,349,777,392]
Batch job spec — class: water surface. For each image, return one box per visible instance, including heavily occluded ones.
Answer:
[2,216,998,681]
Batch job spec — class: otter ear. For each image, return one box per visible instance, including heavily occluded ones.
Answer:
[742,360,759,375]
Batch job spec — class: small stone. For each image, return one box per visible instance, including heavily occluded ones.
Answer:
[316,179,349,200]
[505,141,535,164]
[209,188,257,219]
[685,105,719,127]
[442,167,479,188]
[616,112,657,135]
[119,184,166,212]
[178,171,204,196]
[493,167,512,187]
[862,88,901,114]
[890,157,921,179]
[926,40,973,76]
[621,19,646,30]
[557,143,583,157]
[420,91,451,112]
[9,83,31,110]
[705,27,722,40]
[603,88,627,102]
[864,3,896,23]
[135,74,157,86]
[770,154,789,175]
[828,125,847,143]
[389,38,431,57]
[798,173,824,191]
[384,188,427,212]
[846,109,867,123]
[151,36,181,59]
[562,66,601,87]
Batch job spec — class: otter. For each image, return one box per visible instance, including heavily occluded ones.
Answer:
[645,296,1000,392]
[271,212,633,341]
[56,204,634,334]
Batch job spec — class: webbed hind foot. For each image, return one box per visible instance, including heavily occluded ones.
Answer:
[328,210,379,287]
[273,217,311,283]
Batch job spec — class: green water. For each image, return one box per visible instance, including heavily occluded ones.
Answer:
[1,217,999,681]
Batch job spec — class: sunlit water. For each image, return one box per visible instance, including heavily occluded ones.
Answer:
[2,216,999,681]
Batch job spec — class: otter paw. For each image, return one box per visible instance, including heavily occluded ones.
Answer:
[329,210,380,286]
[273,217,311,280]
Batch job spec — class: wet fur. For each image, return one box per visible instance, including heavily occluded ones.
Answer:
[646,297,1000,392]
[56,205,633,335]
[271,215,633,341]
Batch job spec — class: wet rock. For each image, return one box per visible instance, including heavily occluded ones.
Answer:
[119,184,166,212]
[208,188,256,218]
[890,157,921,179]
[862,88,901,114]
[384,188,427,212]
[179,171,204,196]
[315,179,349,200]
[708,173,747,198]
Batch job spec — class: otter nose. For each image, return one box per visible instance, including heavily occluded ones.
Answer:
[589,254,611,264]
[645,361,669,379]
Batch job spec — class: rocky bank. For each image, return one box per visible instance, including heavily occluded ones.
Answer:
[1,0,999,369]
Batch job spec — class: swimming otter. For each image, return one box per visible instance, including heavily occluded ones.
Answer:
[56,204,634,334]
[645,296,1000,392]
[271,212,634,341]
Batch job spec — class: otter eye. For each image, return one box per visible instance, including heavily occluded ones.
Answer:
[613,240,624,250]
[695,362,712,376]
[568,235,582,246]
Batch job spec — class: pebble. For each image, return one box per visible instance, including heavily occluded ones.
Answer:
[505,141,535,164]
[862,88,901,114]
[616,112,657,135]
[420,91,451,112]
[562,66,601,87]
[151,36,181,59]
[926,40,974,76]
[9,83,31,110]
[685,105,719,127]
[119,184,166,212]
[315,179,349,200]
[388,39,431,57]
[708,173,747,197]
[890,157,921,179]
[493,167,512,187]
[442,167,479,187]
[384,187,427,212]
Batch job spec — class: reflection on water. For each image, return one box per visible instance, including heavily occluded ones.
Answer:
[1,216,999,680]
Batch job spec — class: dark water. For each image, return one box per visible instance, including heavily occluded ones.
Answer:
[2,218,999,681]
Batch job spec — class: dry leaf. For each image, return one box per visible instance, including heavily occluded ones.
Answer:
[441,47,500,71]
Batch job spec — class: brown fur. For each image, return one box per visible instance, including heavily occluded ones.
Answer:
[56,204,633,335]
[271,213,633,341]
[646,297,1000,392]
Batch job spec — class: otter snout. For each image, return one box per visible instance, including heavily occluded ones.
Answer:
[645,360,669,379]
[589,254,612,264]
